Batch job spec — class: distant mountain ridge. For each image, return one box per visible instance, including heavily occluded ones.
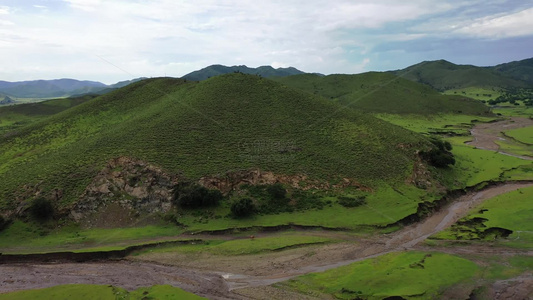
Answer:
[182,64,310,81]
[393,58,532,91]
[0,78,145,99]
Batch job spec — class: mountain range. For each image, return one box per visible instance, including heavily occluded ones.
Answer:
[1,58,531,102]
[0,78,146,99]
[393,57,533,91]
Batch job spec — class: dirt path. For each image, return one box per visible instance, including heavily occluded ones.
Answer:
[467,117,533,160]
[2,183,532,298]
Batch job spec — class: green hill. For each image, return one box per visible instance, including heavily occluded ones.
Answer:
[0,74,431,212]
[492,57,533,84]
[182,64,307,81]
[272,72,490,115]
[0,94,97,135]
[393,60,529,91]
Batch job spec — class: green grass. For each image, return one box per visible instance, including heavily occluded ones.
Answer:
[0,74,430,214]
[273,72,491,115]
[493,106,533,117]
[376,114,497,135]
[431,185,533,248]
[504,126,533,144]
[443,87,502,101]
[393,59,528,91]
[179,183,432,231]
[138,234,333,256]
[0,221,183,254]
[0,284,205,300]
[0,95,96,135]
[439,136,530,188]
[280,251,479,300]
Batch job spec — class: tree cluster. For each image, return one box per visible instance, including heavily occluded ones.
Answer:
[172,183,223,208]
[420,138,455,168]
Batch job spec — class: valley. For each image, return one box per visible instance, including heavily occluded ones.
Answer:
[0,59,532,299]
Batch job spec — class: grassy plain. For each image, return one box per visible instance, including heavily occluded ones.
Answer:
[0,221,182,254]
[136,234,333,256]
[0,284,205,300]
[281,251,479,300]
[504,126,533,144]
[431,185,533,248]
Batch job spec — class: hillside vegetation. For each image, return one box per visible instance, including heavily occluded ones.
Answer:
[0,74,430,212]
[272,72,490,115]
[0,95,97,135]
[182,65,307,81]
[393,59,530,91]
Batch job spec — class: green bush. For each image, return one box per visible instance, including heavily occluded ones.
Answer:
[338,196,367,208]
[231,198,256,218]
[421,138,455,168]
[173,183,222,208]
[29,197,54,221]
[267,183,287,200]
[0,215,10,231]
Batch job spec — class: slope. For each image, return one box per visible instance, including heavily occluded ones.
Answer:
[0,94,98,135]
[182,65,306,81]
[0,79,107,98]
[492,57,533,84]
[393,60,529,91]
[0,74,429,211]
[272,72,490,115]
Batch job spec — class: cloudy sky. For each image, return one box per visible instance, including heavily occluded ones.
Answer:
[0,0,532,84]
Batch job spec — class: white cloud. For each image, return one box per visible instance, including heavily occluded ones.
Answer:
[63,0,102,12]
[0,0,531,83]
[455,8,533,38]
[0,6,10,15]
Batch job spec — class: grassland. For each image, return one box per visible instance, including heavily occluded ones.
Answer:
[0,74,431,211]
[0,95,96,135]
[443,87,502,101]
[393,59,528,91]
[376,113,497,135]
[504,126,533,144]
[440,136,530,188]
[273,72,490,115]
[0,221,183,254]
[0,284,205,300]
[280,251,479,299]
[431,185,533,248]
[135,234,333,256]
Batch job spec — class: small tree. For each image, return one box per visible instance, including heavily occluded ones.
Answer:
[231,198,255,218]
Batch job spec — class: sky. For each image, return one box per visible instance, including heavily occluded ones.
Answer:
[0,0,532,84]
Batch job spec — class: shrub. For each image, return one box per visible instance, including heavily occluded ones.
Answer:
[421,138,455,168]
[173,183,222,208]
[0,215,10,231]
[30,197,54,221]
[338,196,367,208]
[231,198,256,217]
[267,183,287,200]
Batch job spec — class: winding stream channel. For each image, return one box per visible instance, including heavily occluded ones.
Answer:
[1,182,532,299]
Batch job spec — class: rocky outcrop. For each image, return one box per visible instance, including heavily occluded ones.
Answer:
[69,157,179,222]
[198,169,367,194]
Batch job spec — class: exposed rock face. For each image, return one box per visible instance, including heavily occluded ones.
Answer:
[69,157,179,222]
[68,157,367,226]
[198,169,367,194]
